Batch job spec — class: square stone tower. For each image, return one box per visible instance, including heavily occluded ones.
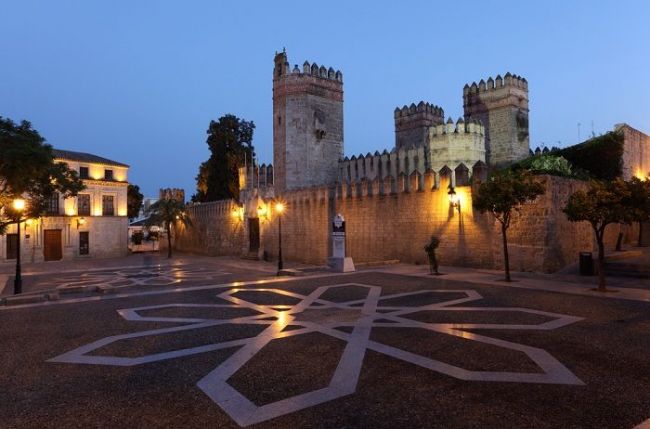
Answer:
[273,50,344,192]
[394,101,444,150]
[463,73,529,168]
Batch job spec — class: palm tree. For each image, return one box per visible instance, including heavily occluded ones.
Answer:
[145,198,190,258]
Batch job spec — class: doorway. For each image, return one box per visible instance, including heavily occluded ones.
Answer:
[248,218,260,252]
[44,229,63,261]
[6,234,18,260]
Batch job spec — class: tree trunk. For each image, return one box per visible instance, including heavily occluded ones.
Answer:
[167,223,172,259]
[639,221,644,247]
[596,233,606,292]
[502,223,511,282]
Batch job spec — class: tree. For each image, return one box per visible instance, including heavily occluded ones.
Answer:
[624,177,650,246]
[193,114,255,202]
[127,184,144,221]
[423,235,441,275]
[563,179,630,292]
[145,198,191,258]
[0,117,84,233]
[473,170,546,281]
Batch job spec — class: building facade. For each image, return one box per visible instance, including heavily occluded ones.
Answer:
[1,149,129,264]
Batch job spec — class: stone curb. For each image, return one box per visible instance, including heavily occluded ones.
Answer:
[4,294,47,306]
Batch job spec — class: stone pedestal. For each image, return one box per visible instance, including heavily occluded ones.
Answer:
[328,213,355,272]
[328,256,355,272]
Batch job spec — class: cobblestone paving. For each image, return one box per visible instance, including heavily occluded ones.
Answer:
[1,271,649,429]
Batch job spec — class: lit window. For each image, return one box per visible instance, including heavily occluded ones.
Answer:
[79,231,89,255]
[46,193,60,215]
[102,195,114,216]
[78,194,91,216]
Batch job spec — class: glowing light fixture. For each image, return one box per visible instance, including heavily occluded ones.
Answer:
[231,205,245,222]
[448,186,460,213]
[13,198,25,211]
[257,204,268,220]
[77,217,86,229]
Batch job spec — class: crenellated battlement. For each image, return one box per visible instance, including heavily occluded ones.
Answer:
[335,160,486,198]
[463,72,530,168]
[394,101,444,119]
[394,101,445,150]
[463,72,528,97]
[429,117,484,137]
[274,51,343,84]
[239,163,274,191]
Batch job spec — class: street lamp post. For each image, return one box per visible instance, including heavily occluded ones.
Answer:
[275,202,285,274]
[13,198,25,294]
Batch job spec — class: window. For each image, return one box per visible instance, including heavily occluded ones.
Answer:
[79,166,89,179]
[79,231,89,255]
[6,234,18,260]
[102,195,114,216]
[78,194,91,216]
[104,169,113,180]
[46,193,59,215]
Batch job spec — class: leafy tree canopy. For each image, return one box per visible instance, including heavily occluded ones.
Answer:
[473,170,546,228]
[473,169,546,281]
[127,184,144,220]
[0,117,84,233]
[145,198,191,258]
[563,179,631,228]
[554,131,624,180]
[193,114,255,202]
[512,154,575,177]
[563,179,630,291]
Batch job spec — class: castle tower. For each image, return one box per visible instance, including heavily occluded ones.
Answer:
[273,50,344,192]
[463,73,529,168]
[394,101,444,150]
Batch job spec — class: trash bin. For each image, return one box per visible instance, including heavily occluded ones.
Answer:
[579,252,594,276]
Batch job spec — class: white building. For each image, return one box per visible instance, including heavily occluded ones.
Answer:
[1,149,129,263]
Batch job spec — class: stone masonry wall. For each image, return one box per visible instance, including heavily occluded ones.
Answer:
[172,200,245,256]
[619,123,650,180]
[172,175,629,273]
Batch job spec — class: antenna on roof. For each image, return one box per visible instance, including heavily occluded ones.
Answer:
[591,120,595,138]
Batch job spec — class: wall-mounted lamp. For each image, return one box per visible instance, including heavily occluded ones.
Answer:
[231,205,245,222]
[257,204,268,220]
[448,186,461,213]
[77,217,86,229]
[25,219,33,227]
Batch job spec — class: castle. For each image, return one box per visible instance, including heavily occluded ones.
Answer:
[174,50,633,273]
[268,50,529,192]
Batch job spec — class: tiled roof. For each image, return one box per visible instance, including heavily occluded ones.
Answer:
[53,149,129,168]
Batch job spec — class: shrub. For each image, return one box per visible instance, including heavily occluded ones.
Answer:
[131,231,144,245]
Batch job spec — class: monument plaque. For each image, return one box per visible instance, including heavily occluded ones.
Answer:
[328,214,355,272]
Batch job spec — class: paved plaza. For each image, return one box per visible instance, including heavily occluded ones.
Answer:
[1,259,649,428]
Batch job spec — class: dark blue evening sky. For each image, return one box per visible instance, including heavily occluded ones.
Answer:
[2,1,649,197]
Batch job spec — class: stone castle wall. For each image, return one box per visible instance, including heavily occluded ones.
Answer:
[173,200,245,256]
[172,175,629,272]
[619,123,650,180]
[338,118,486,188]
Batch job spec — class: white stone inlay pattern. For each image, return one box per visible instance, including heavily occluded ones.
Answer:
[54,266,231,291]
[48,283,585,426]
